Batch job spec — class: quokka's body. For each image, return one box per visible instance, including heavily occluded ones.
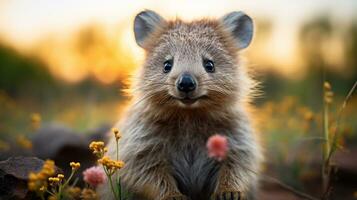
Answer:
[99,10,263,200]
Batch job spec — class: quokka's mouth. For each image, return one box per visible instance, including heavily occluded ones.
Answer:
[173,96,208,105]
[180,98,197,105]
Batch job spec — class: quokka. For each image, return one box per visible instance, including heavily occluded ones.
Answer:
[99,9,263,200]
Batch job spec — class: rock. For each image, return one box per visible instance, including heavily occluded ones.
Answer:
[0,156,61,200]
[0,123,111,198]
[31,123,88,159]
[32,123,110,160]
[31,123,99,185]
[0,140,34,161]
[333,147,357,176]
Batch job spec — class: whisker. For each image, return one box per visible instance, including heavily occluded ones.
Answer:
[131,92,160,107]
[130,82,175,93]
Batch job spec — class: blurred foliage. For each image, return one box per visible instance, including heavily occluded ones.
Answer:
[0,42,126,137]
[258,96,357,189]
[345,22,357,72]
[0,43,55,97]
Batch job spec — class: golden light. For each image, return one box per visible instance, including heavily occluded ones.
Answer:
[0,0,355,83]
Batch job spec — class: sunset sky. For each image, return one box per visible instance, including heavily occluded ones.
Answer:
[0,0,356,82]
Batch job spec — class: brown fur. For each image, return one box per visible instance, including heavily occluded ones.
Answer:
[98,12,263,200]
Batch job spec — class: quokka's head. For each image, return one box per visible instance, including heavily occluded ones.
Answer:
[133,10,254,110]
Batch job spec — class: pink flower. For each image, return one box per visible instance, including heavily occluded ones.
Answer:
[83,166,106,187]
[206,134,228,161]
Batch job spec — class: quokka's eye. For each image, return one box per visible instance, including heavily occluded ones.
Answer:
[163,60,173,73]
[203,59,215,73]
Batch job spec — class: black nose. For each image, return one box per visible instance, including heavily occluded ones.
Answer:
[177,73,196,93]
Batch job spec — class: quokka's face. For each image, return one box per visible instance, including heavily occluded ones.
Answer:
[134,10,254,109]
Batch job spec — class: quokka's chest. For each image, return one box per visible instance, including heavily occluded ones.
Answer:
[166,140,222,200]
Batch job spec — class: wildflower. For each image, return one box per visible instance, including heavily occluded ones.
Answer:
[98,156,125,175]
[31,113,41,130]
[89,141,105,151]
[57,174,64,179]
[83,166,106,187]
[324,81,331,90]
[89,141,106,157]
[98,156,124,176]
[297,107,315,132]
[206,134,229,161]
[303,110,314,122]
[98,156,125,169]
[81,188,98,200]
[28,181,37,191]
[112,128,122,141]
[325,91,334,104]
[16,135,32,149]
[48,177,60,185]
[28,160,56,192]
[324,81,334,104]
[39,186,46,192]
[48,177,60,182]
[70,162,81,170]
[42,160,56,175]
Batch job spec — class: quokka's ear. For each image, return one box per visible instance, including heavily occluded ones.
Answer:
[134,10,165,48]
[220,11,254,49]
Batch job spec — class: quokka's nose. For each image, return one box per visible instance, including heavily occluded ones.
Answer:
[177,73,196,93]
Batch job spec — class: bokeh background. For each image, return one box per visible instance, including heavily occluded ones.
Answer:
[0,0,356,199]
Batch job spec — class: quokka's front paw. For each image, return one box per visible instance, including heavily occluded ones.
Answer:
[210,191,243,200]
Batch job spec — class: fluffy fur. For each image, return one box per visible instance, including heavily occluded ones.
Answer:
[98,10,263,200]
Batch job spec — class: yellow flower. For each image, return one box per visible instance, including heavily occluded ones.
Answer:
[324,81,331,90]
[70,162,81,170]
[42,160,56,175]
[112,128,122,141]
[98,156,125,173]
[28,182,37,191]
[16,135,32,150]
[31,113,41,123]
[37,173,47,180]
[89,141,104,151]
[89,141,106,157]
[323,81,333,104]
[303,110,314,122]
[28,159,56,192]
[31,113,42,130]
[115,161,125,169]
[39,186,46,192]
[57,174,64,179]
[48,177,60,183]
[98,156,108,164]
[28,172,37,180]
